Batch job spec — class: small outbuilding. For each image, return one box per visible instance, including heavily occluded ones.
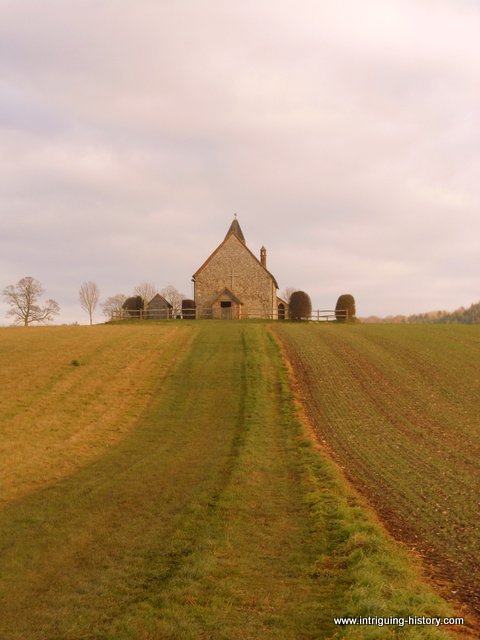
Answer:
[148,294,172,319]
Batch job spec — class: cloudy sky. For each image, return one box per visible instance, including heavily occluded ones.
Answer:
[1,0,479,323]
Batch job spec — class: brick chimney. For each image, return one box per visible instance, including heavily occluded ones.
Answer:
[260,246,267,267]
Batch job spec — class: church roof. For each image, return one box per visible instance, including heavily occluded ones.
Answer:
[193,218,278,288]
[224,216,245,244]
[149,293,172,308]
[212,287,243,305]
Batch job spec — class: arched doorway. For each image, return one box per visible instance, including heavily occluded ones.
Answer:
[278,303,285,320]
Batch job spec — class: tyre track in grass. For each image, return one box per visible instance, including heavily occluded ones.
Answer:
[104,323,346,639]
[0,323,331,639]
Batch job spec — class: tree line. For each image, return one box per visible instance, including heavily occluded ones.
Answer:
[362,301,480,324]
[398,302,480,325]
[1,276,186,326]
[2,276,356,326]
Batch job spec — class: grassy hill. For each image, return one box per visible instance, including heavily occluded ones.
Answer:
[0,323,195,506]
[0,322,473,639]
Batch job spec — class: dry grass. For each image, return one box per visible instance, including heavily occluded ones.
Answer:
[0,323,194,505]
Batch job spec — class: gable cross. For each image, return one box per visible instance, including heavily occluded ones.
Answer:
[230,268,239,289]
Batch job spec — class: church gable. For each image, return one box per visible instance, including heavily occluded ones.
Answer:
[212,287,243,305]
[193,218,279,319]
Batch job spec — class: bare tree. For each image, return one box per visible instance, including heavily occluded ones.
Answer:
[79,281,100,325]
[2,276,60,326]
[101,294,127,320]
[160,285,186,317]
[134,282,157,314]
[281,287,296,303]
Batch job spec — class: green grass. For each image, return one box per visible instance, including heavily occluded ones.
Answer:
[0,322,463,638]
[273,322,480,628]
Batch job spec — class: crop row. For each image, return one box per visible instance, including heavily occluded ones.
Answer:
[274,323,480,618]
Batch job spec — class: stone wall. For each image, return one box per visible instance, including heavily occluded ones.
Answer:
[194,234,277,318]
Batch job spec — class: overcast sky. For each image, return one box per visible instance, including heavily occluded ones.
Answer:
[1,0,479,324]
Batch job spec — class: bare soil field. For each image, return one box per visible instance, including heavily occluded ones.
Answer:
[273,323,480,626]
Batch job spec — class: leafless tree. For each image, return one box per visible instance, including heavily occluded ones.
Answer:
[101,294,127,320]
[160,285,186,317]
[2,276,60,326]
[281,287,296,303]
[79,281,100,325]
[134,282,157,313]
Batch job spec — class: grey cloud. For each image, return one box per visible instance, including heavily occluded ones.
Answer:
[1,0,479,323]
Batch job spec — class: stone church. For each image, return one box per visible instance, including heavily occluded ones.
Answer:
[192,217,287,319]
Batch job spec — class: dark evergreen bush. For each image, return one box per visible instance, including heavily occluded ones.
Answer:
[335,294,356,321]
[289,291,312,321]
[122,296,144,316]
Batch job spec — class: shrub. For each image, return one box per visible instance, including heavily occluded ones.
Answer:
[289,291,312,321]
[335,294,356,322]
[182,299,196,319]
[122,296,144,316]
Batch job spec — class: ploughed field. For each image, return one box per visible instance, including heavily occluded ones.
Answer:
[273,323,480,621]
[0,322,472,639]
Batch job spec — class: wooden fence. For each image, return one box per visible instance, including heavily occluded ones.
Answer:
[307,309,348,322]
[111,308,347,321]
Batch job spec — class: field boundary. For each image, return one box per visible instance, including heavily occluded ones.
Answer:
[110,308,347,321]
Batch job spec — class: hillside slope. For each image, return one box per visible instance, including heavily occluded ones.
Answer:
[0,323,465,639]
[0,323,195,505]
[273,323,480,627]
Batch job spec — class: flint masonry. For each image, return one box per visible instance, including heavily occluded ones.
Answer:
[192,217,287,320]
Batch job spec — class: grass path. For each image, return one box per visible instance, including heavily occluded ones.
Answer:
[0,323,459,639]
